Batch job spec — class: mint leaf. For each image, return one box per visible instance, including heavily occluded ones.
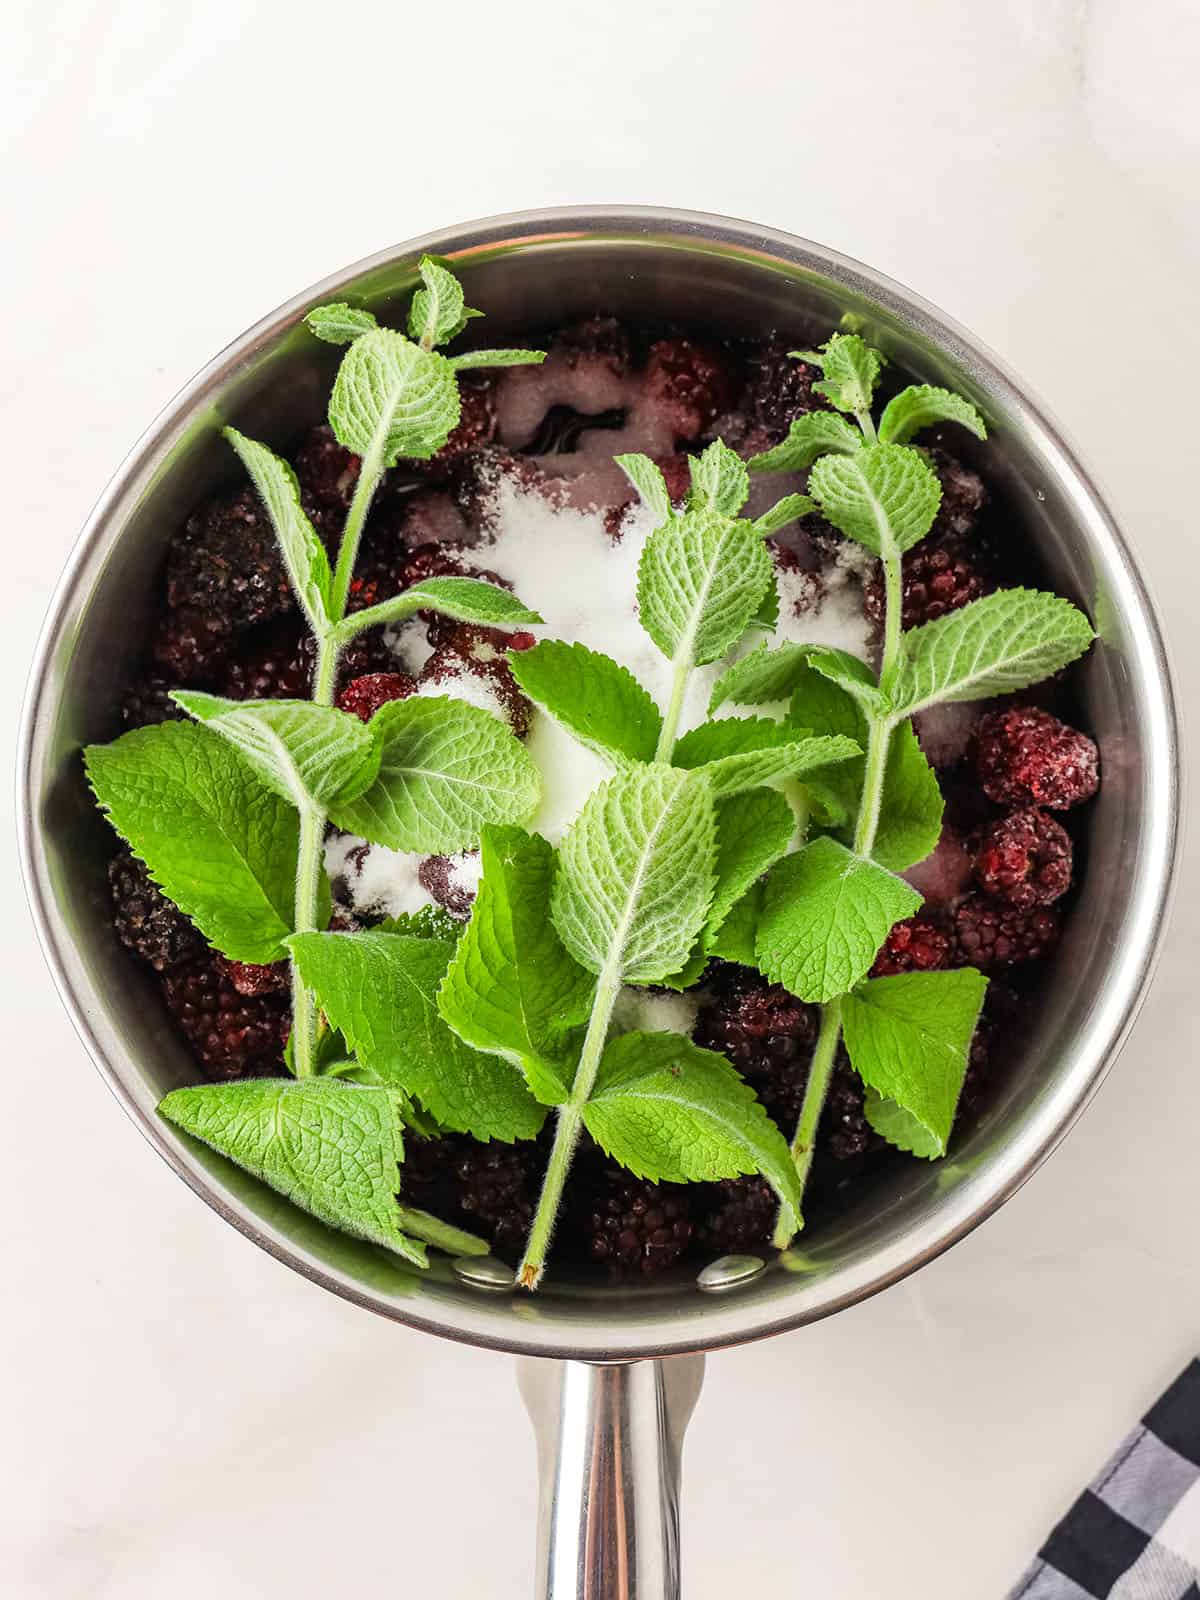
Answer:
[802,645,887,717]
[447,349,546,372]
[872,722,944,872]
[339,575,543,641]
[747,412,863,474]
[756,836,921,1003]
[809,443,942,556]
[289,931,544,1141]
[752,493,815,538]
[329,696,540,854]
[172,694,380,810]
[222,428,333,633]
[407,256,481,348]
[583,1032,802,1231]
[438,827,595,1105]
[706,789,795,946]
[841,969,989,1156]
[709,642,813,711]
[305,303,379,345]
[673,718,859,799]
[507,640,662,766]
[551,764,716,985]
[877,385,986,447]
[380,905,464,942]
[810,333,883,415]
[751,572,780,632]
[85,722,298,963]
[329,328,460,466]
[687,439,750,516]
[637,505,773,667]
[615,452,672,524]
[863,1090,943,1158]
[890,588,1096,717]
[159,1078,426,1265]
[706,879,763,965]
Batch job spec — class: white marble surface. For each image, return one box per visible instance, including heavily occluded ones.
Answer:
[4,1,1200,1594]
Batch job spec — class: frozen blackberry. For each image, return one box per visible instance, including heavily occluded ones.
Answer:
[293,423,362,510]
[863,540,993,629]
[418,853,479,918]
[975,808,1072,908]
[642,336,733,442]
[161,954,289,1079]
[149,606,232,684]
[452,1137,540,1260]
[220,617,378,700]
[975,707,1099,811]
[824,1056,880,1161]
[693,965,817,1129]
[552,316,631,376]
[419,634,532,737]
[411,377,497,477]
[215,956,290,997]
[742,342,825,441]
[928,447,987,538]
[109,850,204,973]
[166,488,293,631]
[336,672,417,722]
[696,1176,775,1254]
[587,1170,694,1278]
[952,893,1060,968]
[870,917,951,977]
[120,674,188,729]
[454,446,547,532]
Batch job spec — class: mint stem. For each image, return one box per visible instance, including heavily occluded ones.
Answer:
[519,962,622,1289]
[773,995,842,1247]
[329,440,386,621]
[655,657,691,761]
[397,1206,490,1257]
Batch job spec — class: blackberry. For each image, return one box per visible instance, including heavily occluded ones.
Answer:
[976,707,1099,811]
[586,1170,694,1278]
[928,447,987,538]
[863,540,992,629]
[742,342,825,442]
[870,917,951,977]
[975,808,1072,908]
[166,488,293,631]
[952,893,1060,968]
[149,606,232,684]
[400,1133,542,1261]
[161,954,289,1079]
[552,316,631,377]
[419,636,532,737]
[642,336,733,442]
[411,376,497,477]
[293,423,362,510]
[824,1056,879,1161]
[120,674,187,729]
[418,853,479,918]
[696,1176,775,1254]
[109,850,204,972]
[454,447,546,532]
[655,452,692,504]
[220,617,378,700]
[336,672,417,722]
[215,956,290,997]
[693,965,817,1129]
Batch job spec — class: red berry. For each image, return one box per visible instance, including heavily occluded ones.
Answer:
[161,955,289,1079]
[509,631,536,652]
[864,541,992,629]
[975,707,1099,810]
[336,672,417,722]
[419,634,532,736]
[215,956,291,997]
[975,808,1073,907]
[952,893,1060,968]
[642,336,733,441]
[870,917,951,977]
[553,316,631,377]
[655,452,693,504]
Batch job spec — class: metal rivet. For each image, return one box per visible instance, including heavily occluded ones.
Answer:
[696,1253,766,1292]
[452,1254,515,1291]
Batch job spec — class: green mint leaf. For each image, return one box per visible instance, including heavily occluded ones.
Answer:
[438,827,595,1106]
[841,969,989,1156]
[890,588,1096,718]
[289,931,544,1141]
[551,764,716,985]
[222,428,333,633]
[755,836,921,1003]
[85,722,298,963]
[706,789,795,947]
[751,572,780,632]
[159,1078,426,1265]
[507,639,662,766]
[172,694,380,810]
[706,879,763,965]
[802,644,888,717]
[615,452,672,524]
[872,722,944,872]
[304,302,380,345]
[862,1089,943,1158]
[583,1032,802,1232]
[747,412,863,474]
[329,328,461,466]
[339,575,543,641]
[810,333,883,415]
[809,442,942,556]
[710,642,813,711]
[407,256,481,347]
[379,905,465,942]
[673,717,859,799]
[446,348,546,371]
[637,505,773,667]
[877,385,986,447]
[329,696,540,855]
[687,439,750,516]
[752,493,815,538]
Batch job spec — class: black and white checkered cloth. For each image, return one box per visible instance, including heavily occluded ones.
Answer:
[1010,1361,1200,1599]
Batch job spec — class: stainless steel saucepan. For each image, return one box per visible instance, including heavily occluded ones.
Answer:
[18,207,1180,1598]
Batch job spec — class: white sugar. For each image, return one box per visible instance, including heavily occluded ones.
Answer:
[611,986,702,1039]
[415,669,507,720]
[325,832,428,919]
[446,849,483,897]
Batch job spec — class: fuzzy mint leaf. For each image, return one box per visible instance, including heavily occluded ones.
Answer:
[709,642,813,712]
[329,328,460,467]
[223,428,332,633]
[809,333,883,416]
[751,572,780,632]
[877,385,986,446]
[747,412,863,474]
[672,718,860,799]
[305,302,380,345]
[447,349,546,372]
[85,721,299,963]
[889,588,1096,718]
[583,1032,802,1234]
[328,696,540,855]
[172,694,380,811]
[752,493,815,538]
[863,1090,943,1159]
[706,879,763,965]
[809,443,942,556]
[159,1078,426,1266]
[801,645,887,717]
[687,439,749,516]
[407,256,481,348]
[755,836,921,1003]
[507,639,662,766]
[551,764,716,985]
[337,576,543,642]
[638,504,773,667]
[615,452,672,524]
[841,969,989,1156]
[289,931,544,1141]
[705,789,795,947]
[438,827,595,1106]
[872,722,944,872]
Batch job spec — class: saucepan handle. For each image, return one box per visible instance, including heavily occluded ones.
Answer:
[517,1354,706,1600]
